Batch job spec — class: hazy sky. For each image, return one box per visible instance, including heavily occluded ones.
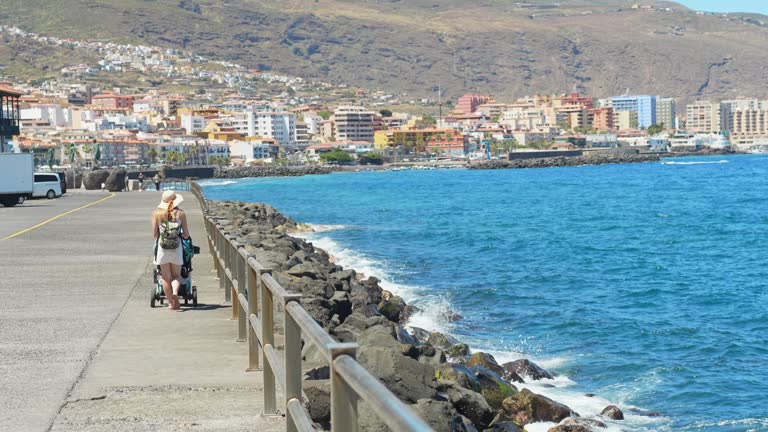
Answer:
[675,0,768,14]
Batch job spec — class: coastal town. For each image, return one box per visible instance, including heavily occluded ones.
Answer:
[1,27,768,169]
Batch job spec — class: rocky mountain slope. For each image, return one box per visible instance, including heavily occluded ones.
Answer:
[2,0,768,101]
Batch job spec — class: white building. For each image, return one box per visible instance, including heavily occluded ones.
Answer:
[229,139,278,163]
[21,105,69,127]
[333,106,374,142]
[181,114,206,135]
[233,108,296,147]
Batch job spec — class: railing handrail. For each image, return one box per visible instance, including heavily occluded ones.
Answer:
[189,181,434,432]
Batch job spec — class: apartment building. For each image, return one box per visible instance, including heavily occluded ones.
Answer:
[233,108,297,146]
[590,107,614,131]
[333,106,374,142]
[456,94,493,115]
[92,92,134,110]
[686,101,727,133]
[730,109,768,138]
[611,95,656,129]
[656,97,676,130]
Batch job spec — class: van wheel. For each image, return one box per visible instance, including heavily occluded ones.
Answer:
[17,195,25,205]
[46,190,56,199]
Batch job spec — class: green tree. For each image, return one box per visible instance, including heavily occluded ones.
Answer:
[67,143,79,166]
[147,147,158,163]
[209,155,231,167]
[166,150,183,165]
[647,123,664,136]
[379,109,393,118]
[47,148,55,168]
[358,152,384,165]
[320,149,354,164]
[317,110,332,120]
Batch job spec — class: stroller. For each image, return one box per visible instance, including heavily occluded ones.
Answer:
[150,237,200,308]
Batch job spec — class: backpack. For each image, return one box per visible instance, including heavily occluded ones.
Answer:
[159,219,181,249]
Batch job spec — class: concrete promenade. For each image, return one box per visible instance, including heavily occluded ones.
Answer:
[0,190,283,432]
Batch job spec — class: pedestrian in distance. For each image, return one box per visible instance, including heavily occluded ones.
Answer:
[138,172,145,191]
[152,190,191,311]
[153,173,162,191]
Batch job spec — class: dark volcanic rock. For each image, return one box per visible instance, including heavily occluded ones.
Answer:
[502,359,549,382]
[600,405,624,420]
[446,343,471,358]
[470,366,518,410]
[436,363,481,392]
[82,169,110,190]
[553,417,607,431]
[411,398,466,432]
[105,168,126,192]
[499,389,576,426]
[465,352,505,377]
[214,165,337,179]
[357,345,437,403]
[483,422,524,432]
[428,332,460,350]
[470,154,661,171]
[438,380,496,428]
[303,383,330,428]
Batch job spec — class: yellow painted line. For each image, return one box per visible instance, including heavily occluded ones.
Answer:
[1,193,117,241]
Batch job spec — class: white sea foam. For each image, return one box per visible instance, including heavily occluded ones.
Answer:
[294,232,456,335]
[196,179,239,186]
[307,223,348,233]
[661,159,729,165]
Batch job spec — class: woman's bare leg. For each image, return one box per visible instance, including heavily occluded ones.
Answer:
[159,264,174,309]
[170,264,182,309]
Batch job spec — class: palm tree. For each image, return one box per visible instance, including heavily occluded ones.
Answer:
[67,143,79,166]
[147,147,158,164]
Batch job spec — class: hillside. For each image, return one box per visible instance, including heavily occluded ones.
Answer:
[1,0,768,101]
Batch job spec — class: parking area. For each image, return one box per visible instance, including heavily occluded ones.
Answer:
[0,190,120,239]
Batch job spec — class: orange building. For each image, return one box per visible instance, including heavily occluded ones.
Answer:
[591,107,614,131]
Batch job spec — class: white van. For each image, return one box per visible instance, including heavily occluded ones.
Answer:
[33,173,62,199]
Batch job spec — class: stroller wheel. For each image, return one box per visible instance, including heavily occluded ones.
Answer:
[192,287,198,307]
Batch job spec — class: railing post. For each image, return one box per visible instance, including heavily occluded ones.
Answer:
[330,343,360,432]
[236,245,247,342]
[223,233,232,304]
[261,270,276,415]
[284,294,303,432]
[216,226,227,301]
[208,219,218,274]
[229,239,238,320]
[247,265,270,372]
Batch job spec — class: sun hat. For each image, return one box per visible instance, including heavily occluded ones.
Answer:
[157,190,184,210]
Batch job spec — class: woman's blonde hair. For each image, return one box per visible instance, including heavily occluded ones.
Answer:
[153,204,180,225]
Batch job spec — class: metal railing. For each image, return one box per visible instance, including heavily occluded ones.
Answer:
[189,182,433,432]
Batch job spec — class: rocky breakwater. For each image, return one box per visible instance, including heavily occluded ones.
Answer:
[206,200,628,432]
[471,153,661,170]
[214,165,338,179]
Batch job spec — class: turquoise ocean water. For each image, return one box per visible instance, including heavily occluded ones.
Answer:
[203,155,768,432]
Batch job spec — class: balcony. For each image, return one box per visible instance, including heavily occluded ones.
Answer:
[0,118,19,138]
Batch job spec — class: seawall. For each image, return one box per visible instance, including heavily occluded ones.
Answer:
[471,153,661,170]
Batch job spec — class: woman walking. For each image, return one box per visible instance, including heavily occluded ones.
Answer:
[152,190,190,310]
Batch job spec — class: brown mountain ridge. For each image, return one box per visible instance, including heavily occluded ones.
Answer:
[1,0,767,101]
